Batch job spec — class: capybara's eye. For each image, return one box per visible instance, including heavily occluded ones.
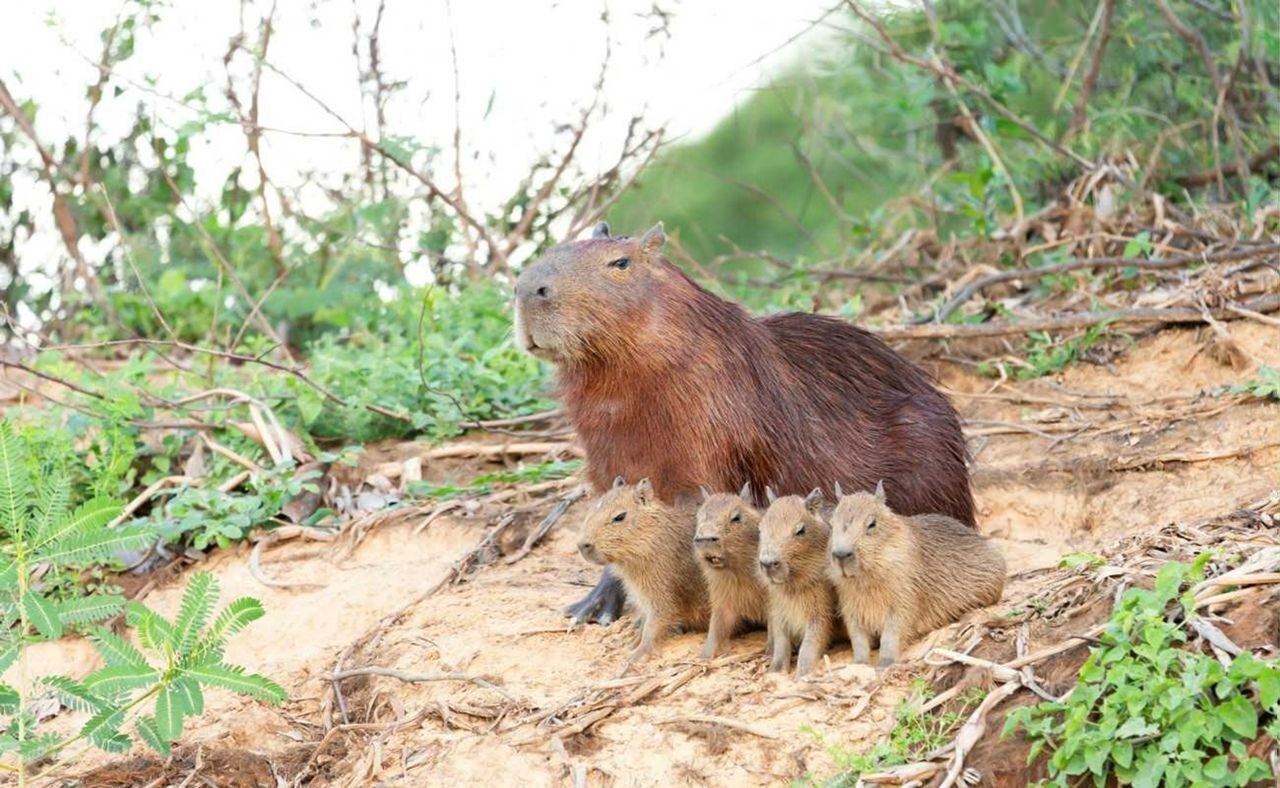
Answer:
[729,512,742,524]
[794,523,806,537]
[866,517,877,531]
[611,511,627,523]
[607,257,630,270]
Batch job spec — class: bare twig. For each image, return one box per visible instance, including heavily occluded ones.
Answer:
[504,485,588,564]
[924,243,1280,324]
[325,666,517,702]
[655,714,779,740]
[1067,0,1115,138]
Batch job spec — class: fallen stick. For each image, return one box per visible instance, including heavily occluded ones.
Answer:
[922,243,1280,324]
[325,666,517,702]
[424,441,582,460]
[878,294,1280,340]
[655,714,778,740]
[504,485,588,564]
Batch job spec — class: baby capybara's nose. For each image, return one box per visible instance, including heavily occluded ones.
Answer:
[758,557,779,571]
[831,548,853,561]
[515,272,554,302]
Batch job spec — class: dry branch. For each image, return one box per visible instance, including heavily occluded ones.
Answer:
[879,293,1280,340]
[924,243,1280,324]
[326,666,517,702]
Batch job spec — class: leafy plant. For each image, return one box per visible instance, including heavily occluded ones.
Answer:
[0,421,283,781]
[1229,366,1280,402]
[1005,555,1278,787]
[408,459,582,500]
[801,682,987,786]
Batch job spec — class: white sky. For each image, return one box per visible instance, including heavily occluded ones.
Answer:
[2,0,840,290]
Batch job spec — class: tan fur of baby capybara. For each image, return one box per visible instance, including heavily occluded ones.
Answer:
[756,489,839,676]
[577,477,709,669]
[694,484,771,658]
[827,482,1006,670]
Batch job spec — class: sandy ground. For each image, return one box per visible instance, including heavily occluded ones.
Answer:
[15,320,1280,786]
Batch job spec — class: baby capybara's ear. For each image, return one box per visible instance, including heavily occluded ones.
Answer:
[591,221,610,239]
[612,475,627,489]
[834,480,844,499]
[874,479,886,503]
[739,481,752,501]
[765,486,777,504]
[804,488,825,514]
[635,478,654,504]
[639,222,665,257]
[700,485,711,503]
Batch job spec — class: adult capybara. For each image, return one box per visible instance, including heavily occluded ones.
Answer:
[513,221,973,624]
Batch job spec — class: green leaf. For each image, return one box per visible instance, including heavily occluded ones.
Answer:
[172,675,204,717]
[174,572,218,655]
[57,594,125,626]
[84,664,161,695]
[42,676,104,713]
[0,639,19,675]
[126,602,177,651]
[155,682,186,742]
[88,627,150,669]
[192,597,265,662]
[0,683,18,714]
[81,705,128,752]
[183,663,286,703]
[0,420,33,539]
[23,589,64,639]
[1216,694,1257,739]
[1258,670,1279,710]
[31,497,122,554]
[37,526,151,568]
[135,714,170,756]
[1203,755,1229,782]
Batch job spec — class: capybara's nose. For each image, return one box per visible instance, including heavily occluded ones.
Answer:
[758,557,779,571]
[831,548,853,561]
[577,542,593,558]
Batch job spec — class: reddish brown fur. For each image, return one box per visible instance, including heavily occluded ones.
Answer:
[514,224,974,524]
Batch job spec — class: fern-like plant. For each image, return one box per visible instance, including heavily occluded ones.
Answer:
[0,421,284,782]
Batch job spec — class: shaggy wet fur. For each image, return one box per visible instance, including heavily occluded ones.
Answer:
[827,489,1006,670]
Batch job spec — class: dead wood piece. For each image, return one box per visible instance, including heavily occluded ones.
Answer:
[883,294,1280,340]
[656,714,779,740]
[326,666,517,702]
[424,441,580,460]
[505,485,589,564]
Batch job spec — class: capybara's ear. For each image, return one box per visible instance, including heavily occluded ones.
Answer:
[700,485,711,503]
[639,222,666,256]
[739,481,752,501]
[765,486,777,504]
[834,480,844,499]
[636,478,653,503]
[612,475,626,489]
[804,487,825,514]
[591,221,611,239]
[874,479,886,503]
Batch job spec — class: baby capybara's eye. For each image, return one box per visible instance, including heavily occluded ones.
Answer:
[611,511,627,523]
[729,513,742,524]
[607,257,630,270]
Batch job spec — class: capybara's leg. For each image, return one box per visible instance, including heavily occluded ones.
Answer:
[877,612,901,671]
[622,612,665,674]
[763,620,775,659]
[768,614,791,673]
[846,613,871,665]
[700,606,733,659]
[796,614,832,677]
[565,567,627,626]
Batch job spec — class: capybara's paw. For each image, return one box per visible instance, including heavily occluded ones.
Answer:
[564,579,626,626]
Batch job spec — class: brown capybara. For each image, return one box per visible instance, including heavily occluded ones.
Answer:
[757,489,839,677]
[513,221,973,625]
[577,477,709,670]
[694,484,771,658]
[827,481,1006,670]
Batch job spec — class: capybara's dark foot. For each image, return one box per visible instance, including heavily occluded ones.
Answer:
[564,569,627,626]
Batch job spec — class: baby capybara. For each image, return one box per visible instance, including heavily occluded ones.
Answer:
[827,482,1006,670]
[694,484,771,659]
[513,221,974,626]
[757,489,839,677]
[577,477,709,670]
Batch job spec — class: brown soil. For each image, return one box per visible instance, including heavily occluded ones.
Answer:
[22,321,1280,786]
